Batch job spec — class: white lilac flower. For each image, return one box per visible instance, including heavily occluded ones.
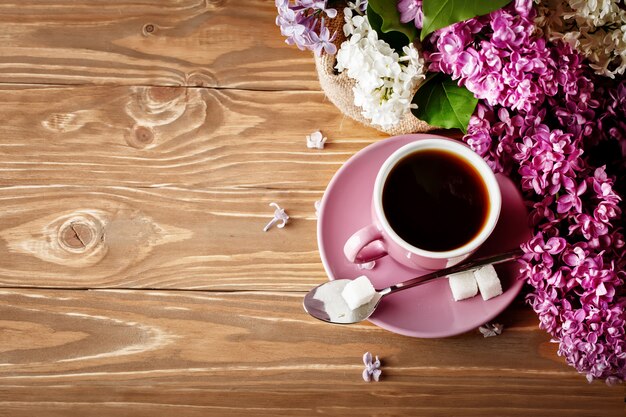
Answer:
[362,352,382,382]
[535,0,626,78]
[263,203,289,232]
[306,130,327,149]
[275,0,338,55]
[347,0,368,13]
[479,322,504,338]
[566,0,621,26]
[335,3,427,129]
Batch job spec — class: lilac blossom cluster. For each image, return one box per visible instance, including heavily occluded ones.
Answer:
[423,1,591,113]
[412,0,625,383]
[466,101,626,383]
[275,0,338,55]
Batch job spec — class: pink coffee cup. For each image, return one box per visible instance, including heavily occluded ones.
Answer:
[343,138,502,271]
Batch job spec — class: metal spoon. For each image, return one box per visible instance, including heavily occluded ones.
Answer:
[303,248,523,324]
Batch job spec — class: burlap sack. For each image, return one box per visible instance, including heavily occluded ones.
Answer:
[314,9,433,135]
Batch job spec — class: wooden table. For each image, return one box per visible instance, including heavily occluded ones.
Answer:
[0,1,623,416]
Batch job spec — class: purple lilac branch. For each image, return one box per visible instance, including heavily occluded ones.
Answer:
[412,0,626,383]
[275,0,338,55]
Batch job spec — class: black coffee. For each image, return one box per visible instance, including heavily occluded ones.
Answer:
[382,149,489,252]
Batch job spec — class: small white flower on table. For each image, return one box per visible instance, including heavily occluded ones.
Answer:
[362,352,381,382]
[263,202,289,232]
[306,131,327,149]
[479,322,504,338]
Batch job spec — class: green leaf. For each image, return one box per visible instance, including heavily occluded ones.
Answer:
[411,74,478,133]
[368,0,418,45]
[420,0,512,40]
[367,4,413,52]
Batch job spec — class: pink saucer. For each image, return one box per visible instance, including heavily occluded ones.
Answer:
[317,134,531,338]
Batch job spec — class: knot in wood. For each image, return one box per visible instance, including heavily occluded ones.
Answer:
[58,217,101,254]
[134,125,154,144]
[126,124,155,149]
[142,23,156,36]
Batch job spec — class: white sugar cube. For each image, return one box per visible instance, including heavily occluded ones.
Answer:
[474,265,503,300]
[341,275,376,310]
[448,271,478,301]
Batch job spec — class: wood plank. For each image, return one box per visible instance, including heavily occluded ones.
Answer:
[0,185,324,289]
[0,289,623,417]
[0,84,392,189]
[0,0,318,90]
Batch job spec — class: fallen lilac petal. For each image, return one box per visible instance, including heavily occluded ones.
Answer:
[314,200,321,218]
[263,202,289,232]
[362,352,382,382]
[306,130,327,149]
[372,355,380,369]
[362,368,371,382]
[479,322,504,338]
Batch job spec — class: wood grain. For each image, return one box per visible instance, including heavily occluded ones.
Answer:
[0,84,391,189]
[1,1,622,414]
[0,289,623,417]
[0,185,326,289]
[0,0,318,90]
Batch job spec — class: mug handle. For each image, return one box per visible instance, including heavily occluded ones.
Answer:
[343,224,388,264]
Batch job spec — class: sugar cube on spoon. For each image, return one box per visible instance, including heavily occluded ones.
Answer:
[341,275,376,310]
